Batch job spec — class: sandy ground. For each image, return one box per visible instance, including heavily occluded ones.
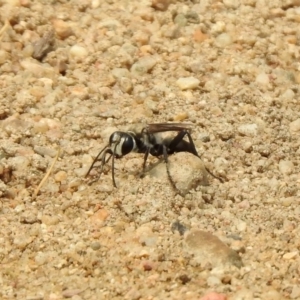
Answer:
[1,0,300,299]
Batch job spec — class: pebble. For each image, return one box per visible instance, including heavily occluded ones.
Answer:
[119,77,133,93]
[278,160,294,175]
[237,123,258,137]
[111,67,131,79]
[89,209,109,226]
[61,289,83,298]
[90,241,101,251]
[176,77,200,90]
[52,19,73,39]
[34,146,58,157]
[260,289,282,300]
[20,59,56,79]
[151,0,170,11]
[13,234,34,250]
[289,118,300,134]
[282,251,298,260]
[54,171,67,182]
[41,215,60,225]
[215,33,233,48]
[130,56,157,76]
[148,152,209,196]
[185,229,243,268]
[223,0,240,9]
[235,220,247,232]
[231,288,253,300]
[255,73,269,86]
[69,45,88,61]
[291,285,300,299]
[207,276,222,287]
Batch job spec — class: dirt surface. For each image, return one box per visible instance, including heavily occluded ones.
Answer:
[1,0,300,299]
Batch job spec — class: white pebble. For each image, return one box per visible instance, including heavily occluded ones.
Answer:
[207,275,222,287]
[281,88,295,101]
[131,56,157,76]
[236,220,247,232]
[255,73,269,86]
[223,0,240,9]
[289,118,300,134]
[278,160,294,175]
[176,77,200,90]
[283,251,298,260]
[215,33,233,48]
[237,123,258,136]
[69,45,88,61]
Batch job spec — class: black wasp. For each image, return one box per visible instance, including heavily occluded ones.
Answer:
[85,123,223,188]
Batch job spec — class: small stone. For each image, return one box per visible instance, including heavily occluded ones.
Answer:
[185,11,200,24]
[111,68,130,79]
[176,77,200,90]
[41,215,60,225]
[291,285,300,299]
[32,30,55,60]
[207,276,222,287]
[131,56,157,76]
[52,19,73,39]
[151,0,170,11]
[281,89,295,102]
[54,171,67,182]
[20,210,38,224]
[283,251,298,260]
[260,289,282,300]
[231,288,253,300]
[237,123,258,136]
[255,73,269,86]
[90,241,101,250]
[236,220,247,232]
[148,152,209,196]
[223,0,240,9]
[193,29,208,43]
[289,118,300,134]
[278,160,294,175]
[280,197,294,207]
[270,8,285,18]
[90,209,109,225]
[173,112,188,121]
[215,33,233,48]
[13,234,34,250]
[69,45,88,61]
[174,14,187,27]
[119,77,133,93]
[34,146,58,157]
[185,229,243,268]
[61,289,83,298]
[20,58,56,79]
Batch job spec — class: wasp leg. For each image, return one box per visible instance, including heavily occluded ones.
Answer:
[162,144,178,191]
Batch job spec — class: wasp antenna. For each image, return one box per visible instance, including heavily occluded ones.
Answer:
[85,145,109,178]
[111,144,118,188]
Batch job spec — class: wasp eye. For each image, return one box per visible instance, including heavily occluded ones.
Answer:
[121,136,134,155]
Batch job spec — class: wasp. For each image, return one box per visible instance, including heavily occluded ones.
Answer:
[85,123,223,188]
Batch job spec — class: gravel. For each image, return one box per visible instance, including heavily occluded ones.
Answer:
[0,0,299,299]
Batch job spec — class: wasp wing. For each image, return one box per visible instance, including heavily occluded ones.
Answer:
[146,123,193,133]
